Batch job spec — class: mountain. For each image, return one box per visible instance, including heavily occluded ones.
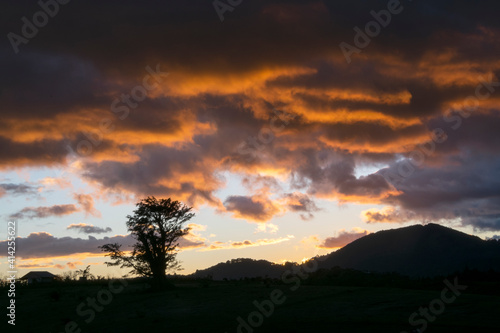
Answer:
[191,258,286,280]
[190,224,500,280]
[317,223,500,277]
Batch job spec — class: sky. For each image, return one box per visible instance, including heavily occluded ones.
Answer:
[1,0,500,278]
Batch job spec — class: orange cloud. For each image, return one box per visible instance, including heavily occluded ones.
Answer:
[362,207,415,224]
[74,193,101,217]
[67,261,84,269]
[201,235,295,251]
[317,228,370,249]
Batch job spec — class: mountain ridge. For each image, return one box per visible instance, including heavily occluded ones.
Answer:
[190,223,500,279]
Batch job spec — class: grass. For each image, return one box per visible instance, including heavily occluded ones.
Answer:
[8,280,500,333]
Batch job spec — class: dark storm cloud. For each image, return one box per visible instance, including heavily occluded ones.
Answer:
[1,0,500,229]
[426,110,500,155]
[291,149,393,200]
[81,143,223,206]
[0,136,68,168]
[374,148,500,230]
[321,121,425,146]
[0,48,107,118]
[4,0,498,71]
[267,61,487,119]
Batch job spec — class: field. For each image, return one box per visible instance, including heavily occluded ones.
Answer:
[7,279,500,333]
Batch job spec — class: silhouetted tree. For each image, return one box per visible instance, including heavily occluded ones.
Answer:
[76,265,94,281]
[99,196,193,289]
[61,270,79,282]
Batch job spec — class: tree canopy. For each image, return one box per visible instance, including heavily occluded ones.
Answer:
[99,196,194,288]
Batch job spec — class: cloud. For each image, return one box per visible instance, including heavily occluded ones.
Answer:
[255,223,279,234]
[201,235,295,251]
[0,134,69,169]
[17,259,85,270]
[318,228,370,249]
[67,223,112,234]
[9,204,79,220]
[290,150,397,203]
[18,262,64,269]
[186,223,207,232]
[0,183,39,198]
[8,193,101,220]
[81,144,223,208]
[362,207,415,224]
[242,175,283,193]
[300,235,320,246]
[1,0,500,230]
[180,223,208,249]
[282,192,320,220]
[74,193,101,217]
[0,231,204,259]
[39,177,72,189]
[375,146,500,230]
[224,195,280,222]
[67,261,84,269]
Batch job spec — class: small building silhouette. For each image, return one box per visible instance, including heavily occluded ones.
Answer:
[20,271,57,284]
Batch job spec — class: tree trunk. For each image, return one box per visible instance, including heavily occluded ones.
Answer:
[151,261,168,290]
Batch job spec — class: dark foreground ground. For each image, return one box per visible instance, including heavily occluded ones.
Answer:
[6,279,500,333]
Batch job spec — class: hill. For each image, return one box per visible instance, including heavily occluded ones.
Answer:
[190,258,287,280]
[191,224,500,279]
[317,223,500,277]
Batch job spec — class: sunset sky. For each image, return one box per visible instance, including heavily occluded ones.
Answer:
[1,0,500,277]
